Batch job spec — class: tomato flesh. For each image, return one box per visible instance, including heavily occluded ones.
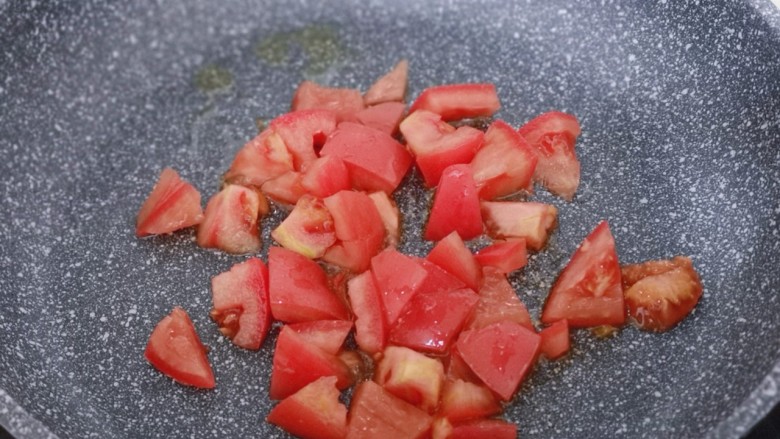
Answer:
[196,185,267,254]
[371,248,430,327]
[480,201,557,251]
[622,256,703,331]
[375,346,445,413]
[322,190,385,272]
[364,59,409,105]
[474,240,527,274]
[540,319,570,360]
[399,110,484,187]
[271,195,337,259]
[288,320,353,355]
[414,257,467,294]
[347,271,387,355]
[346,380,433,439]
[449,419,517,439]
[541,221,625,327]
[424,164,483,241]
[224,129,294,187]
[518,111,581,201]
[368,191,401,247]
[427,231,481,292]
[291,81,364,123]
[409,83,500,121]
[144,307,215,389]
[456,321,541,401]
[261,170,307,205]
[267,376,348,439]
[136,168,204,237]
[268,109,337,171]
[320,122,413,193]
[348,101,407,135]
[210,258,271,350]
[471,120,538,200]
[301,155,351,198]
[467,267,533,331]
[268,246,349,322]
[439,379,501,422]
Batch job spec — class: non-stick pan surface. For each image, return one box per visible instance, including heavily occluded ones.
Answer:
[1,0,780,438]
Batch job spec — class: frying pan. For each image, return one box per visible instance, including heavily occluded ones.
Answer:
[1,0,779,437]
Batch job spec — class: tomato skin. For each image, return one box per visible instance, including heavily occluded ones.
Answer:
[196,185,267,254]
[518,111,581,201]
[224,129,294,188]
[269,325,352,400]
[456,321,541,401]
[348,101,407,135]
[301,155,351,198]
[347,271,388,355]
[389,288,479,354]
[449,419,517,439]
[364,59,408,105]
[375,346,445,413]
[399,110,484,187]
[271,195,337,259]
[144,307,215,389]
[467,267,533,331]
[210,258,271,350]
[539,319,571,360]
[372,248,430,327]
[439,379,501,422]
[427,231,482,292]
[287,320,353,355]
[292,81,364,123]
[267,376,348,439]
[541,221,626,328]
[322,190,385,272]
[622,256,703,331]
[346,380,433,439]
[268,246,350,322]
[320,122,413,193]
[471,120,538,200]
[474,240,527,274]
[136,168,204,237]
[414,257,467,294]
[409,83,500,121]
[480,201,557,251]
[424,164,483,241]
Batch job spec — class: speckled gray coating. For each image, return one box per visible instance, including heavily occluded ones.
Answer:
[1,0,779,438]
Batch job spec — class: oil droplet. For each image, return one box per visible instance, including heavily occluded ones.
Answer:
[254,24,347,75]
[194,64,233,93]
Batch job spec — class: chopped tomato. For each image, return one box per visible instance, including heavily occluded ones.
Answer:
[136,168,204,237]
[541,221,625,328]
[622,256,703,332]
[424,164,483,241]
[474,240,527,274]
[269,325,351,400]
[267,376,347,439]
[320,122,413,193]
[196,185,267,254]
[390,288,478,354]
[144,307,215,389]
[431,417,454,439]
[375,346,445,413]
[347,380,433,439]
[348,101,407,135]
[445,344,481,384]
[364,59,409,105]
[268,109,337,171]
[427,231,482,291]
[449,419,517,439]
[399,110,484,187]
[224,129,294,187]
[261,170,307,205]
[301,155,351,198]
[480,201,557,251]
[210,258,270,350]
[368,191,401,247]
[292,81,364,123]
[268,246,350,322]
[439,379,501,422]
[288,320,353,355]
[539,319,570,360]
[467,267,533,331]
[347,271,387,355]
[409,83,500,121]
[322,190,385,272]
[456,321,541,401]
[371,248,429,326]
[518,111,581,201]
[271,195,337,259]
[414,257,467,294]
[471,120,538,200]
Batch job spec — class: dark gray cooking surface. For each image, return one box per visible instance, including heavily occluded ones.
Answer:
[1,0,779,438]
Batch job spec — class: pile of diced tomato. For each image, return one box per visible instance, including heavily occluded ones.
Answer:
[137,60,704,439]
